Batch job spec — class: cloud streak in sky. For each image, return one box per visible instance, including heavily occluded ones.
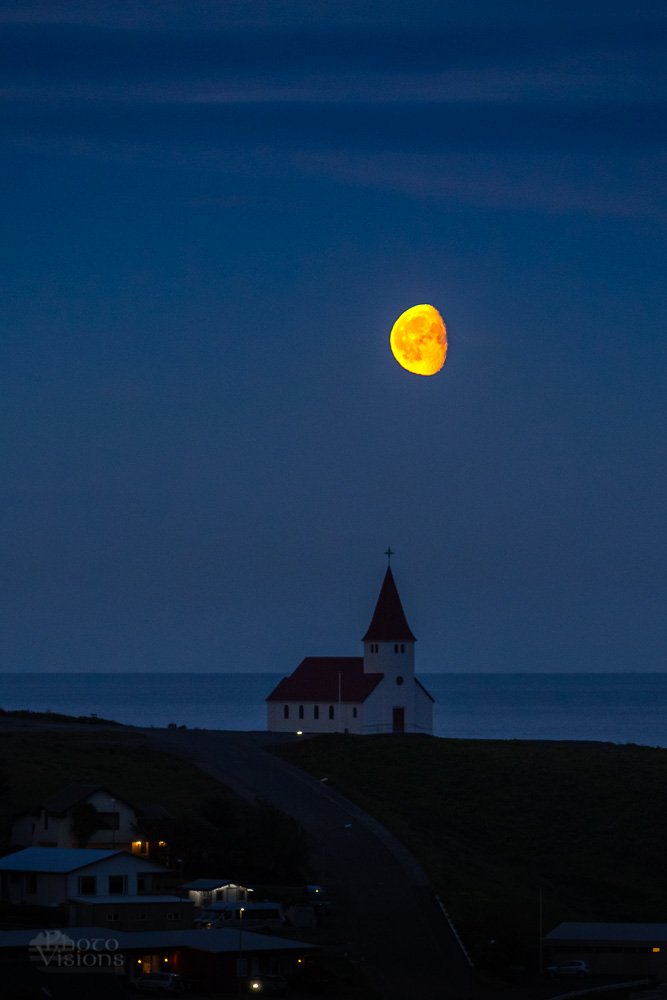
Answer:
[0,8,664,223]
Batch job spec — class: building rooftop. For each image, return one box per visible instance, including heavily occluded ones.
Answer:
[181,879,243,891]
[546,922,667,942]
[49,783,137,815]
[0,848,120,873]
[266,657,383,703]
[362,567,416,642]
[0,847,167,873]
[70,895,190,905]
[0,926,316,954]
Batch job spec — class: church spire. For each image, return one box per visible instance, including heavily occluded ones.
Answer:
[362,566,416,642]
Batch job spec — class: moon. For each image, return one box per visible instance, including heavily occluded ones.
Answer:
[390,304,448,376]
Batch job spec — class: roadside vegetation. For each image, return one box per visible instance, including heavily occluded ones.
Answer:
[0,728,308,884]
[275,734,667,971]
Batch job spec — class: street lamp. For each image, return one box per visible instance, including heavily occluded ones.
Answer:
[238,906,246,995]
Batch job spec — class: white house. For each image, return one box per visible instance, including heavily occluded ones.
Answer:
[267,565,434,735]
[11,782,171,858]
[0,847,191,930]
[180,878,253,909]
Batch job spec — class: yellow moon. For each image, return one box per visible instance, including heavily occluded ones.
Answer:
[390,303,447,376]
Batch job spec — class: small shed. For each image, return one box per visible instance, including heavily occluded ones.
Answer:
[545,921,667,977]
[179,878,253,908]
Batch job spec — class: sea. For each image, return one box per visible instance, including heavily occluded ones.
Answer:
[0,673,666,746]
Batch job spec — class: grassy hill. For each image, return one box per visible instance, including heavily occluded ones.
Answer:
[0,727,308,885]
[276,734,667,970]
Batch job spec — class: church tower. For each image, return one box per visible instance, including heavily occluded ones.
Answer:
[362,565,416,679]
[362,564,420,732]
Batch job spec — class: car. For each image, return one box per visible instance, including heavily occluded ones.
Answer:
[130,972,186,994]
[546,960,591,976]
[246,973,288,994]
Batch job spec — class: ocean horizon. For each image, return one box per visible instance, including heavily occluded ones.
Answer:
[0,672,665,746]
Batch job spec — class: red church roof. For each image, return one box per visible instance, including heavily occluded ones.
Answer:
[362,567,416,642]
[266,658,383,703]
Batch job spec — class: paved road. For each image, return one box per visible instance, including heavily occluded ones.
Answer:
[144,728,482,1000]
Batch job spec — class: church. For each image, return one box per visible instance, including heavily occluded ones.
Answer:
[266,564,434,735]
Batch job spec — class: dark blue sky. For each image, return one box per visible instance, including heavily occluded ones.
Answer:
[2,0,666,675]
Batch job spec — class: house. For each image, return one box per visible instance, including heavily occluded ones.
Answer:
[0,847,191,930]
[0,925,316,993]
[267,564,434,734]
[544,921,667,977]
[179,878,253,908]
[11,782,171,857]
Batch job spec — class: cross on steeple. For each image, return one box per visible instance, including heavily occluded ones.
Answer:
[384,547,394,565]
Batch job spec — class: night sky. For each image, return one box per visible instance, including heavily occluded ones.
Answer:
[2,1,666,676]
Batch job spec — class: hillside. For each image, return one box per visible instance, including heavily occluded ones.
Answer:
[0,727,308,884]
[276,734,667,969]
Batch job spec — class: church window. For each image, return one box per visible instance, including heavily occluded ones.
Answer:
[314,705,319,720]
[400,644,405,653]
[353,707,358,718]
[298,705,304,720]
[394,644,399,653]
[396,676,404,686]
[328,705,334,720]
[283,705,289,720]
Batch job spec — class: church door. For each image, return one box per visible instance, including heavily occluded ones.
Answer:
[392,707,405,733]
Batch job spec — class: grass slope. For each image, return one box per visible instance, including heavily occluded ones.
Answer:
[0,729,308,884]
[276,734,667,969]
[0,730,216,824]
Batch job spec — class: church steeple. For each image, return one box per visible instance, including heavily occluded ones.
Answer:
[362,566,416,643]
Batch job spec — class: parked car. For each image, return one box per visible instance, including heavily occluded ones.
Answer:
[246,973,288,994]
[130,972,185,994]
[546,960,591,976]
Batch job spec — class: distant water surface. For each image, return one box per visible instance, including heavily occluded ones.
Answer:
[0,673,665,746]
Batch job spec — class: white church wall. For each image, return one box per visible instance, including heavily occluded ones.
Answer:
[414,682,434,734]
[268,700,363,734]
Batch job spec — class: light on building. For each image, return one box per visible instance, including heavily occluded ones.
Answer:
[296,730,303,736]
[653,947,661,953]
